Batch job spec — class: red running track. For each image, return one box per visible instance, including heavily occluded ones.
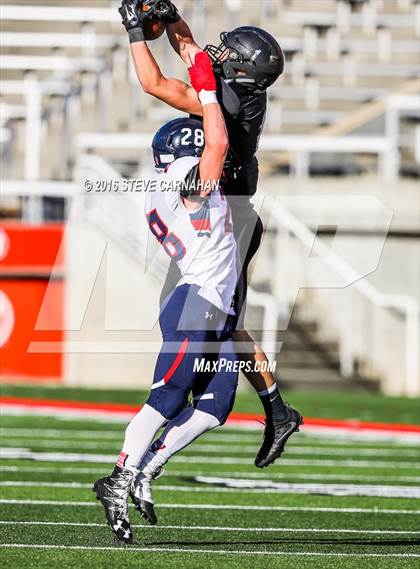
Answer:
[1,395,420,434]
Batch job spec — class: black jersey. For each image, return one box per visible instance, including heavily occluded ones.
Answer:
[217,76,267,197]
[191,77,267,198]
[217,77,266,163]
[217,77,266,198]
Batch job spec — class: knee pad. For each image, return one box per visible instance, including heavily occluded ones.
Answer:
[146,383,190,421]
[194,387,236,425]
[193,339,238,424]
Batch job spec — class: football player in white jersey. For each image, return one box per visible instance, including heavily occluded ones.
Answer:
[94,50,240,543]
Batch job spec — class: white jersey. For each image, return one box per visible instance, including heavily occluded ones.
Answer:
[145,156,237,314]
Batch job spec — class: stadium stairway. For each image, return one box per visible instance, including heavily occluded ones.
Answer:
[247,304,379,391]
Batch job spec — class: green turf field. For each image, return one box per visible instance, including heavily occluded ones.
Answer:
[1,386,419,568]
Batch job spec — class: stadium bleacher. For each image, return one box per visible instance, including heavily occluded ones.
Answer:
[0,0,419,180]
[0,1,419,396]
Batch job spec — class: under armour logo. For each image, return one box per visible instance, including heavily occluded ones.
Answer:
[113,519,131,539]
[205,312,214,320]
[114,520,123,531]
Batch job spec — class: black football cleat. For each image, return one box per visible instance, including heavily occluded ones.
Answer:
[255,404,304,468]
[130,473,158,526]
[93,466,135,543]
[130,450,165,526]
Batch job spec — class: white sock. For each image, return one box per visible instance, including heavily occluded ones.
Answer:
[257,383,277,397]
[117,404,167,470]
[144,407,220,467]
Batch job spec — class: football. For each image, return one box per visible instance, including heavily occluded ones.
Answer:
[141,11,165,41]
[143,16,165,41]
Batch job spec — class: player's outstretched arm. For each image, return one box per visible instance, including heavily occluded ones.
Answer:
[145,0,202,66]
[188,52,228,197]
[130,42,202,114]
[167,18,201,67]
[119,0,202,115]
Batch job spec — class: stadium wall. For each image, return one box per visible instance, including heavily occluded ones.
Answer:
[0,223,64,382]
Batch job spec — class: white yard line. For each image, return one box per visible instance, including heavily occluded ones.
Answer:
[163,455,420,469]
[1,482,93,488]
[0,428,125,440]
[1,465,419,483]
[2,448,419,469]
[2,480,419,498]
[2,407,419,442]
[2,437,419,457]
[1,544,419,558]
[1,440,121,450]
[192,476,420,498]
[2,428,419,449]
[1,499,418,515]
[0,521,419,535]
[0,406,134,423]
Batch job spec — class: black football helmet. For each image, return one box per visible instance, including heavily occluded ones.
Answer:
[152,118,205,172]
[205,26,284,93]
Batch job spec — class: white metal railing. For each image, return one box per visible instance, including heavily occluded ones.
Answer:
[1,55,104,72]
[270,199,419,397]
[76,92,420,181]
[246,288,279,362]
[1,32,123,50]
[0,103,26,125]
[303,62,420,79]
[0,80,71,96]
[1,2,416,29]
[271,86,388,102]
[1,5,119,23]
[0,61,109,180]
[0,180,78,198]
[0,128,12,144]
[1,38,417,182]
[0,180,78,223]
[76,131,395,180]
[287,10,417,29]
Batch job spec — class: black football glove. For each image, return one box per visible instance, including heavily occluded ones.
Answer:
[119,0,154,43]
[148,0,181,23]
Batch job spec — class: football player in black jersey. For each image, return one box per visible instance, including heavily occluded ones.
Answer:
[119,0,303,469]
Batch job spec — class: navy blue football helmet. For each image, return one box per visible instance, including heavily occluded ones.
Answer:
[152,118,205,172]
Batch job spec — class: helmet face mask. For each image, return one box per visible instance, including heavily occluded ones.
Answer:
[205,26,284,94]
[205,37,230,66]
